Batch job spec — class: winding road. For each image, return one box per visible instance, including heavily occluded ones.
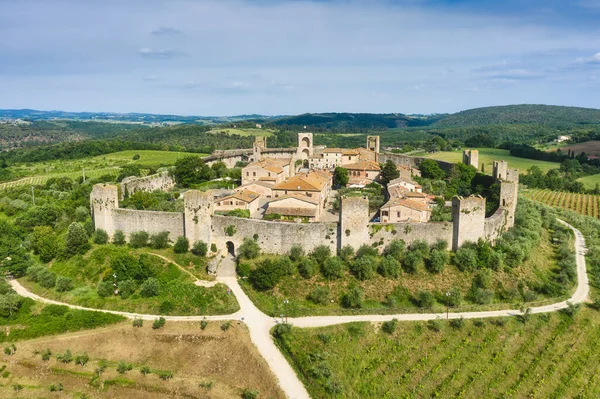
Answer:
[9,220,589,399]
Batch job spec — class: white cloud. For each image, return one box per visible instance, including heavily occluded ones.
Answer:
[575,52,600,64]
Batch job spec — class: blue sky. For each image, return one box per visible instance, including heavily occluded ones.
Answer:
[0,0,599,115]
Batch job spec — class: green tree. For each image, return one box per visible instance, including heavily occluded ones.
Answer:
[333,167,349,187]
[112,230,126,245]
[118,280,136,299]
[350,256,376,280]
[298,257,318,279]
[149,232,169,249]
[238,238,260,259]
[341,287,364,308]
[378,255,401,278]
[311,245,331,265]
[30,226,58,263]
[419,159,446,180]
[380,160,400,184]
[129,231,149,248]
[55,276,74,292]
[455,247,479,271]
[384,240,406,262]
[97,281,114,297]
[92,229,109,245]
[427,249,449,273]
[172,156,213,187]
[65,222,90,256]
[191,240,208,256]
[140,278,160,297]
[173,236,189,253]
[321,256,346,280]
[289,244,304,262]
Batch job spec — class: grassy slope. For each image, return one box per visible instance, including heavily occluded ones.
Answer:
[207,127,274,137]
[21,246,239,316]
[578,174,600,189]
[241,229,564,317]
[277,309,599,398]
[420,148,559,173]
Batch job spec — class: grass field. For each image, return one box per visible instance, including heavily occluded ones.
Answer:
[421,148,559,174]
[525,189,600,218]
[548,140,600,157]
[207,127,274,137]
[276,308,599,398]
[0,320,283,398]
[578,174,600,189]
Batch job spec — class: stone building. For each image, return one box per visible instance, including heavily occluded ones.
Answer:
[265,194,321,222]
[272,171,332,207]
[241,158,291,186]
[380,197,432,223]
[345,160,381,186]
[462,149,479,169]
[214,189,261,215]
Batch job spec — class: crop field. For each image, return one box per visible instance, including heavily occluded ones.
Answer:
[0,321,283,398]
[207,127,274,137]
[421,148,559,174]
[550,140,600,157]
[525,189,600,218]
[277,309,600,398]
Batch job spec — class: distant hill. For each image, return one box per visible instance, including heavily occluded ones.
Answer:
[270,113,445,131]
[433,105,600,128]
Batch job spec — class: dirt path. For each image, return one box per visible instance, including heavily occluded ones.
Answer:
[148,252,217,287]
[9,220,589,399]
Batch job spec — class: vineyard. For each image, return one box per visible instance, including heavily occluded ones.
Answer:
[0,167,121,190]
[278,310,600,398]
[525,189,600,219]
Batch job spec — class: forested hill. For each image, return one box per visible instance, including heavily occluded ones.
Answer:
[433,105,600,128]
[269,113,445,132]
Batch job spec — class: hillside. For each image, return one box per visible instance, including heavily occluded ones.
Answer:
[270,112,444,131]
[433,104,600,128]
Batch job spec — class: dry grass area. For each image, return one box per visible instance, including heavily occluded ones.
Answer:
[0,321,283,398]
[553,140,600,156]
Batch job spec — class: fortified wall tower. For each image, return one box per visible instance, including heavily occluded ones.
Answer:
[90,184,119,236]
[462,149,479,170]
[339,196,370,250]
[452,195,486,250]
[183,190,214,245]
[367,136,380,153]
[499,168,519,229]
[252,136,267,162]
[297,133,313,159]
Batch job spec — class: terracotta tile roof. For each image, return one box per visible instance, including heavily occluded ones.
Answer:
[268,193,320,205]
[273,171,330,192]
[217,189,260,203]
[388,177,420,188]
[406,191,428,198]
[323,148,344,153]
[236,181,273,190]
[266,206,318,218]
[344,160,381,171]
[342,149,360,155]
[381,198,430,212]
[245,158,285,174]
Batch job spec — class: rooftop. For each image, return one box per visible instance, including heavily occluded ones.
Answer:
[274,171,331,192]
[381,197,430,212]
[344,160,381,171]
[216,189,260,203]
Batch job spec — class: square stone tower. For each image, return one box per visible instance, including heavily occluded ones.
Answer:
[297,133,313,159]
[184,190,214,245]
[462,149,479,169]
[367,136,380,153]
[499,168,519,229]
[90,184,119,237]
[452,195,486,250]
[492,160,508,181]
[340,196,370,251]
[253,136,267,161]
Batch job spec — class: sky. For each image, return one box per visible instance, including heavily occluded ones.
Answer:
[0,0,599,116]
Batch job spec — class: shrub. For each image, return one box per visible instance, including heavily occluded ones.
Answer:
[410,240,430,258]
[298,258,318,279]
[159,300,174,314]
[341,287,364,308]
[378,255,401,278]
[55,276,74,292]
[560,301,580,318]
[75,353,89,366]
[118,279,136,299]
[381,319,398,334]
[3,344,15,355]
[49,383,64,392]
[289,244,304,262]
[199,379,214,388]
[311,245,331,265]
[129,231,149,248]
[415,291,435,308]
[152,317,166,330]
[65,222,91,256]
[113,230,126,245]
[93,229,109,245]
[191,241,208,256]
[488,250,504,271]
[384,240,406,261]
[273,322,292,338]
[307,286,330,305]
[221,321,231,331]
[249,260,285,290]
[173,236,189,253]
[455,247,479,271]
[57,349,73,363]
[277,256,295,275]
[427,318,443,332]
[117,361,133,374]
[445,287,462,307]
[41,348,52,361]
[236,262,251,278]
[472,269,493,289]
[200,320,208,330]
[224,225,237,236]
[356,244,378,259]
[158,370,173,380]
[97,281,114,297]
[38,269,57,288]
[431,239,448,251]
[140,366,152,375]
[339,245,355,261]
[427,250,449,273]
[402,251,422,273]
[350,256,376,280]
[449,317,465,330]
[471,288,494,304]
[321,256,346,280]
[132,319,143,327]
[242,389,260,399]
[238,238,260,259]
[150,232,170,249]
[140,278,160,297]
[210,243,217,253]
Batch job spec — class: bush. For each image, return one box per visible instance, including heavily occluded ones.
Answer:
[384,240,406,261]
[289,244,304,262]
[97,281,114,297]
[415,291,435,308]
[152,317,166,329]
[150,232,170,249]
[277,256,295,275]
[140,278,160,297]
[173,236,189,253]
[341,287,364,308]
[381,319,398,334]
[65,222,91,256]
[321,256,346,280]
[402,251,422,273]
[311,245,331,265]
[57,349,73,363]
[427,318,443,332]
[427,250,449,273]
[221,321,231,331]
[236,262,252,278]
[200,320,208,330]
[159,300,174,314]
[471,288,494,304]
[129,231,149,248]
[455,247,479,271]
[431,239,448,251]
[140,366,152,375]
[55,276,74,292]
[449,317,465,330]
[273,322,292,338]
[350,256,376,280]
[118,279,137,299]
[356,244,378,259]
[410,240,430,258]
[238,238,260,259]
[249,260,285,290]
[41,348,52,361]
[117,361,133,374]
[339,245,355,261]
[38,269,57,288]
[158,370,173,380]
[93,229,109,245]
[298,257,318,279]
[445,287,462,307]
[210,243,217,253]
[191,241,208,256]
[75,353,89,366]
[132,319,143,327]
[378,255,401,278]
[242,389,260,399]
[307,286,330,305]
[112,230,126,245]
[472,269,493,289]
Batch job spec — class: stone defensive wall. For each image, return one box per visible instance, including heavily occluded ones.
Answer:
[204,149,252,168]
[112,208,184,241]
[377,152,455,172]
[367,221,454,250]
[120,171,175,200]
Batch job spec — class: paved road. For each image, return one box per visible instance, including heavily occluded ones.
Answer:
[9,219,589,399]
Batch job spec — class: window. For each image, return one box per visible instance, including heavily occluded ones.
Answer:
[397,212,401,217]
[253,172,256,176]
[382,211,388,216]
[246,172,249,176]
